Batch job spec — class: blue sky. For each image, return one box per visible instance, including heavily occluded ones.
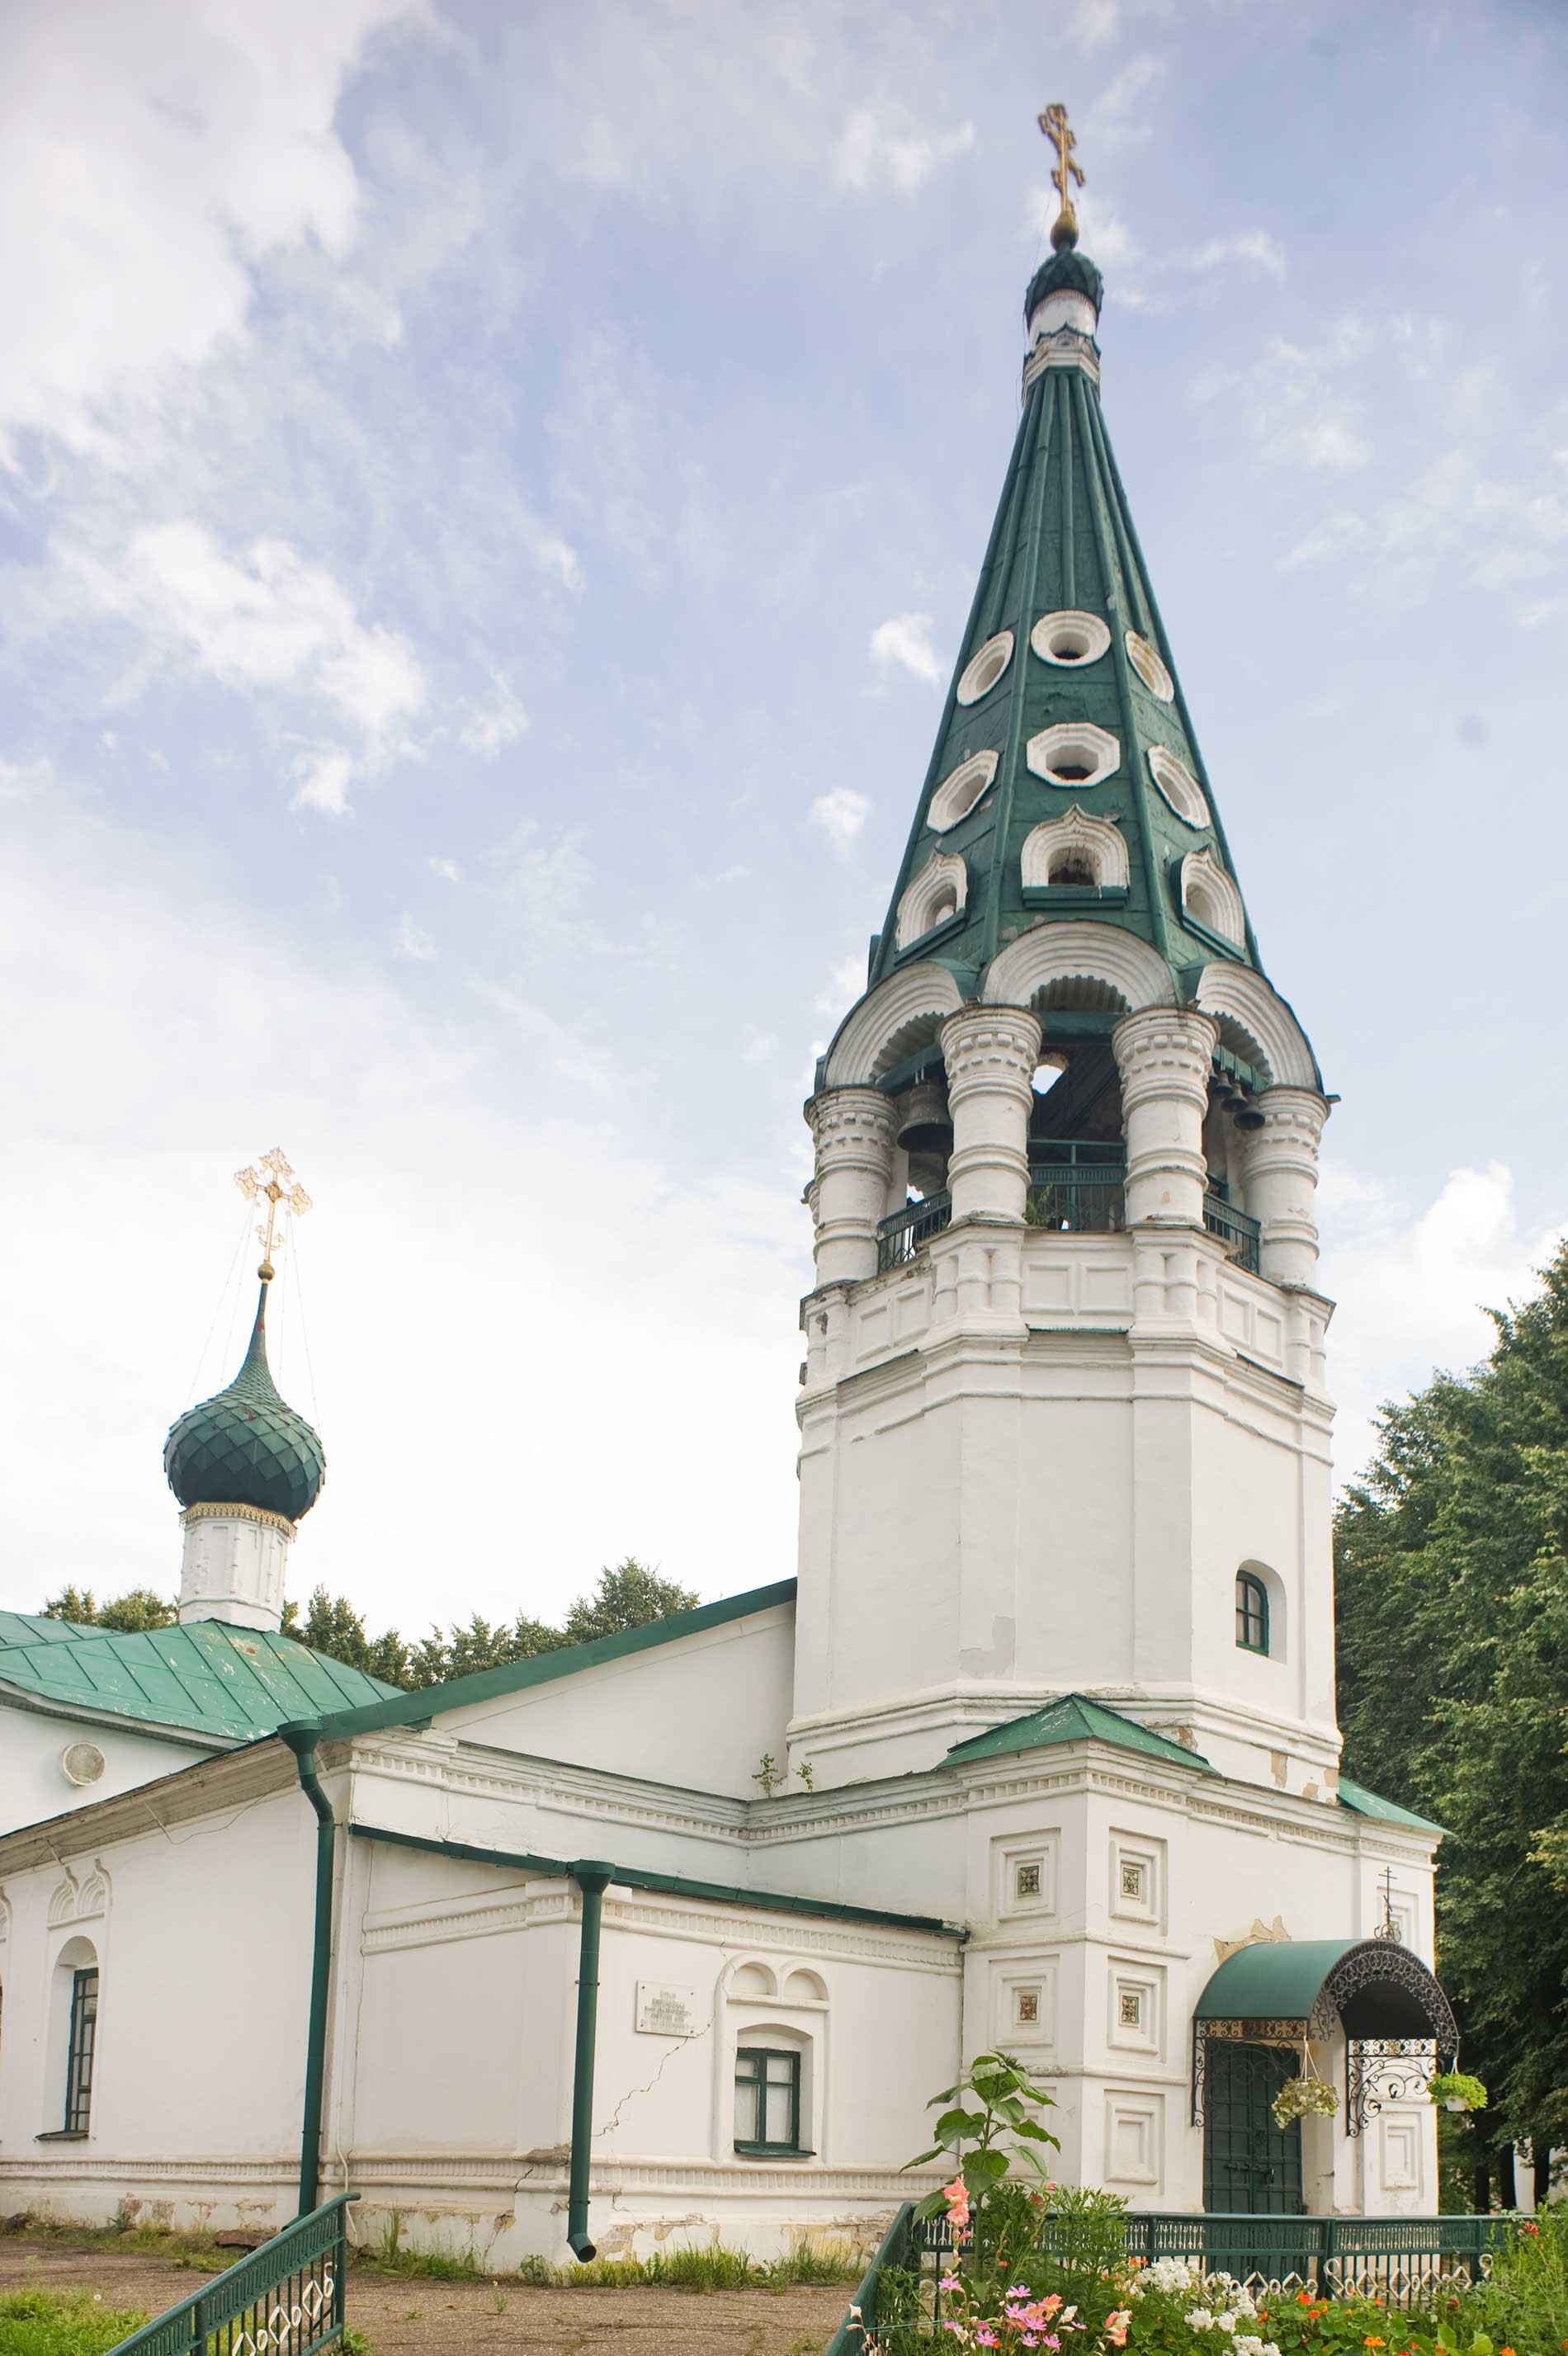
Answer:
[2,0,1565,1638]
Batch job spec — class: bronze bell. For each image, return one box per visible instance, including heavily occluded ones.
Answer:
[896,1074,952,1159]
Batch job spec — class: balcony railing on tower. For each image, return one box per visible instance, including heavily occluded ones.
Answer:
[876,1141,1268,1279]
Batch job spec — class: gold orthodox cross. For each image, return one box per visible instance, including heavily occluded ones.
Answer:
[234,1146,313,1281]
[1039,102,1084,249]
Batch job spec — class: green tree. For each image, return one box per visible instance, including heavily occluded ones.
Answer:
[272,1556,697,1693]
[42,1584,177,1631]
[1334,1238,1568,2198]
[561,1558,698,1645]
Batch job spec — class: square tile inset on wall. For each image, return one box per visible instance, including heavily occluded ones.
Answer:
[1108,1831,1164,1930]
[994,1957,1059,2047]
[1104,2089,1163,2187]
[1108,1960,1163,2058]
[994,1833,1060,1922]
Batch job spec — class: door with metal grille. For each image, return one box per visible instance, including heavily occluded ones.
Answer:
[1202,2040,1304,2214]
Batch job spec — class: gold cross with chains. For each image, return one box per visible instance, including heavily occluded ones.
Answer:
[1039,102,1084,251]
[234,1146,313,1282]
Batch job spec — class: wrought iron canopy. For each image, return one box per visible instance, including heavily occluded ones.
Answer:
[1195,1938,1456,2047]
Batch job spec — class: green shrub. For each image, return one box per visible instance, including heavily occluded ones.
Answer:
[512,2237,862,2291]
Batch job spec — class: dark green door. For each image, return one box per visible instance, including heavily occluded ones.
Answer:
[1202,2042,1304,2214]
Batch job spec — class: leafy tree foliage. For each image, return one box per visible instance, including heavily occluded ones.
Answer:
[276,1556,697,1693]
[38,1559,698,1697]
[42,1584,177,1632]
[1335,1239,1568,2187]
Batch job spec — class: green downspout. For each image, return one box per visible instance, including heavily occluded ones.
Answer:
[280,1725,335,2219]
[566,1862,615,2260]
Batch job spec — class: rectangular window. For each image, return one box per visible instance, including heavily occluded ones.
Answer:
[734,2047,803,2155]
[64,1968,98,2134]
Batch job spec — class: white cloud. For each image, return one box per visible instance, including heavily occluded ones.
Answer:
[1056,0,1122,50]
[396,914,436,960]
[0,0,426,460]
[870,611,944,686]
[1203,319,1372,478]
[530,531,584,593]
[1084,55,1166,150]
[835,108,975,196]
[0,756,58,801]
[818,951,867,1014]
[291,748,356,815]
[810,788,871,856]
[64,522,427,811]
[457,669,529,757]
[427,856,461,882]
[1192,231,1286,278]
[1319,1159,1566,1486]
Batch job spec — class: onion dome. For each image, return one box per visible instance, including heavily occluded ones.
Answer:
[1023,244,1103,323]
[165,1282,326,1524]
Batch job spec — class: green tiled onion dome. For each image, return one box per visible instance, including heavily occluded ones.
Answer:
[1024,245,1103,322]
[164,1282,325,1524]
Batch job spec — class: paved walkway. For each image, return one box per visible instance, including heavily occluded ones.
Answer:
[0,2237,848,2354]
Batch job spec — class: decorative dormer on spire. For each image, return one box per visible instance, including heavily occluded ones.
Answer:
[164,1150,324,1631]
[793,114,1337,1797]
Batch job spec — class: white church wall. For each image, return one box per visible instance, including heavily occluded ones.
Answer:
[0,1778,313,2231]
[426,1599,796,1800]
[0,1708,212,1838]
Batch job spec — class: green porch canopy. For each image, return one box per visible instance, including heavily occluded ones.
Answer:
[1195,1937,1457,2047]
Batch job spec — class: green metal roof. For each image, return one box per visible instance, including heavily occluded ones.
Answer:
[165,1282,326,1525]
[1195,1938,1358,2018]
[0,1618,400,1745]
[1338,1774,1446,1835]
[946,1691,1217,1774]
[286,1576,799,1743]
[860,235,1276,1014]
[0,1610,93,1650]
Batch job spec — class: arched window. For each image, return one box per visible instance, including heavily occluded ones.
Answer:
[1235,1570,1269,1656]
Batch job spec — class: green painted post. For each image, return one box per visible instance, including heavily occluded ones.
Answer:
[280,1725,336,2219]
[566,1863,615,2260]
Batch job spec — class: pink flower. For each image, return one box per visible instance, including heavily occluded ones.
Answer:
[1104,2311,1132,2349]
[975,2334,999,2350]
[942,2174,972,2226]
[939,2273,963,2292]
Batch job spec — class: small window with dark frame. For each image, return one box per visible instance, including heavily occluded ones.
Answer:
[64,1966,98,2134]
[734,2047,805,2155]
[1235,1570,1269,1655]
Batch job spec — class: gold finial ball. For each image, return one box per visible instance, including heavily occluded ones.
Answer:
[1051,202,1080,253]
[257,1260,275,1282]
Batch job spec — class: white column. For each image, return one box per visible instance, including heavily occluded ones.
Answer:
[939,1005,1042,1224]
[1242,1087,1330,1287]
[804,1086,897,1286]
[1112,1008,1217,1227]
[178,1504,292,1631]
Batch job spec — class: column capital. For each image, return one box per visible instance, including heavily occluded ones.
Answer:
[1112,1006,1217,1108]
[805,1085,897,1161]
[1246,1086,1332,1159]
[939,1003,1042,1099]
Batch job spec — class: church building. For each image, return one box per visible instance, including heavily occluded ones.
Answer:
[0,127,1458,2262]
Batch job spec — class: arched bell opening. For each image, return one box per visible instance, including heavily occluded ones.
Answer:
[1024,975,1130,1235]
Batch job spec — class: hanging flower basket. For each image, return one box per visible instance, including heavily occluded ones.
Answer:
[1272,2075,1339,2129]
[1427,2070,1488,2113]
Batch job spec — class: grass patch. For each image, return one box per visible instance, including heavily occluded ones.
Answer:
[514,2238,865,2292]
[0,2214,229,2273]
[357,2218,484,2282]
[0,2288,151,2355]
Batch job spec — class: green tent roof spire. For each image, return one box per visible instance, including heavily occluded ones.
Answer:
[865,213,1261,1010]
[164,1278,327,1526]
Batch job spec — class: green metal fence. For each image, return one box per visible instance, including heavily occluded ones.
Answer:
[110,2195,357,2356]
[825,2207,1514,2349]
[1202,1192,1262,1274]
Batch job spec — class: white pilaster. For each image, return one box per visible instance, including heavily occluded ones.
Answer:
[1112,1008,1217,1228]
[178,1504,292,1631]
[1240,1088,1331,1287]
[939,1005,1042,1223]
[805,1088,897,1287]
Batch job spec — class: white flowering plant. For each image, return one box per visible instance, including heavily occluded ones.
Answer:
[1269,2076,1339,2129]
[1117,2255,1284,2356]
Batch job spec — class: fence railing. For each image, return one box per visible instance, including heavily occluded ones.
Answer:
[877,1190,952,1271]
[111,2194,357,2356]
[1202,1192,1262,1274]
[1027,1161,1126,1234]
[826,2207,1514,2349]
